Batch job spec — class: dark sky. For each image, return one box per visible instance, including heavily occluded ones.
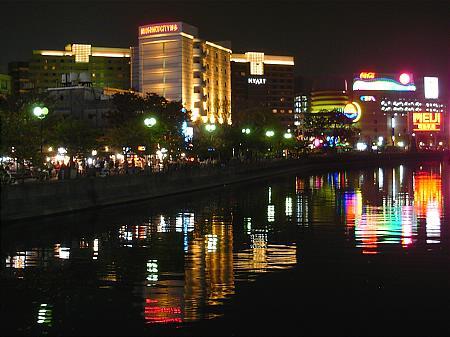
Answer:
[2,0,449,93]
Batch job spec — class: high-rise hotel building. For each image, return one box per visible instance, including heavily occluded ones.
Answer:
[132,22,232,124]
[231,52,295,128]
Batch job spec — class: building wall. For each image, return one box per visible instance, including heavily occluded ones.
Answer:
[130,46,140,91]
[26,44,131,92]
[0,73,11,96]
[47,86,113,128]
[8,61,32,96]
[139,35,185,102]
[202,42,231,124]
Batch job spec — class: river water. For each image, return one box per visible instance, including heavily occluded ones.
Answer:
[2,160,449,336]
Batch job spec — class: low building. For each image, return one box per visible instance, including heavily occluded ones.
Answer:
[28,43,131,92]
[47,83,115,128]
[231,52,295,128]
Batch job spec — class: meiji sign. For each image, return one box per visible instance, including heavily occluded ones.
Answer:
[140,23,179,36]
[248,78,267,85]
[413,112,441,131]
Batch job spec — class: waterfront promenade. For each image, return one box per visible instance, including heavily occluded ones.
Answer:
[1,151,446,223]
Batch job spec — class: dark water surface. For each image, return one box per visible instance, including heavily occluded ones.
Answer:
[2,160,449,336]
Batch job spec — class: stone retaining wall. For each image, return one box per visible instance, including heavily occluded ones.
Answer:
[1,152,445,222]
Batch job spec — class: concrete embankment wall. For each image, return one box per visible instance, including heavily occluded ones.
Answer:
[1,152,446,222]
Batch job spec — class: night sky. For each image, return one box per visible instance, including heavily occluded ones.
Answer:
[2,0,448,94]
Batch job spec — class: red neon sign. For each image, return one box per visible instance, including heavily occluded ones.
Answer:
[140,23,179,36]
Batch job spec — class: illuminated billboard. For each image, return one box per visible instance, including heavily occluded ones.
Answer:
[343,102,362,123]
[353,72,416,91]
[412,112,441,132]
[424,77,439,99]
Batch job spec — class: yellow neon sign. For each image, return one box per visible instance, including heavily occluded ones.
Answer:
[413,112,441,131]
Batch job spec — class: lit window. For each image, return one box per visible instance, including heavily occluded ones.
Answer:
[72,44,91,63]
[246,52,264,75]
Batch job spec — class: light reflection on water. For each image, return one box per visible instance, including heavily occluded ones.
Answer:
[2,161,448,334]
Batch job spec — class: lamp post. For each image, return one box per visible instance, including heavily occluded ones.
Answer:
[241,127,251,159]
[33,106,49,154]
[205,124,216,161]
[144,117,157,167]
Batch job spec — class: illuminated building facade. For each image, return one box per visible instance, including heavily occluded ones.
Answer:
[351,72,447,149]
[27,44,131,91]
[231,52,294,128]
[135,22,232,124]
[309,77,350,116]
[294,94,309,127]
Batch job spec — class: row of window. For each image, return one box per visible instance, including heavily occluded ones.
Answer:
[33,58,127,64]
[36,66,125,71]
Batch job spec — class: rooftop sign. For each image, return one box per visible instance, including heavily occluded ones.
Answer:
[139,22,179,36]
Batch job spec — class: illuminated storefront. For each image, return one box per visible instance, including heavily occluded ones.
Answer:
[134,22,232,124]
[350,72,448,149]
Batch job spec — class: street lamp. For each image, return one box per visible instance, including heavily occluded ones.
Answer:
[265,130,275,137]
[205,124,216,132]
[32,106,49,154]
[242,128,251,135]
[283,132,292,139]
[144,117,157,128]
[144,117,157,169]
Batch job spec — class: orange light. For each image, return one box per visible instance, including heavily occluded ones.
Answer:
[412,112,441,132]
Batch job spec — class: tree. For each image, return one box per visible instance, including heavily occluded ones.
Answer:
[51,116,99,160]
[0,93,56,168]
[301,109,359,150]
[104,92,185,161]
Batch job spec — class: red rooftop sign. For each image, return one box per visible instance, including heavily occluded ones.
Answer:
[139,23,179,36]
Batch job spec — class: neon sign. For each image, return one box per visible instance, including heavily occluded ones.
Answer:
[412,112,441,131]
[248,77,267,85]
[343,102,362,123]
[360,95,376,102]
[360,72,375,79]
[140,23,179,36]
[353,78,416,91]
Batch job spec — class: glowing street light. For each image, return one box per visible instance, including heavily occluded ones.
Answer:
[144,117,157,128]
[205,124,216,132]
[265,130,275,137]
[241,128,251,134]
[283,132,292,139]
[33,106,49,120]
[32,105,49,154]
